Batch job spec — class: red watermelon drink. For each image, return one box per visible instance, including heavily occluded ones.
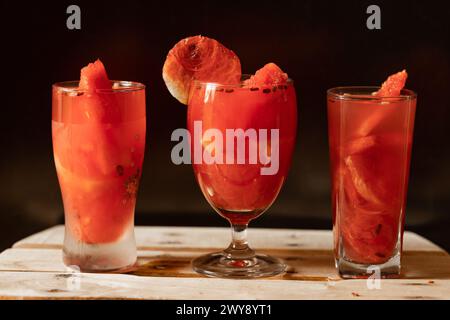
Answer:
[187,69,297,225]
[52,60,146,272]
[162,36,297,278]
[327,71,416,278]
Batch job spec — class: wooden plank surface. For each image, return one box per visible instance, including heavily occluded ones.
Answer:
[0,272,448,300]
[0,226,449,300]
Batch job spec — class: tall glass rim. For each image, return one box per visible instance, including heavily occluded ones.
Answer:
[191,74,294,89]
[327,86,417,101]
[52,80,145,94]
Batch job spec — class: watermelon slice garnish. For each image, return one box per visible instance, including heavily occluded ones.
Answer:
[79,59,111,91]
[354,70,408,136]
[374,69,407,97]
[162,35,242,104]
[244,62,288,87]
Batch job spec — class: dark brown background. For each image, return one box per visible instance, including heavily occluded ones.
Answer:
[1,0,449,251]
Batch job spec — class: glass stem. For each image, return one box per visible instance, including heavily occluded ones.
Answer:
[224,224,256,261]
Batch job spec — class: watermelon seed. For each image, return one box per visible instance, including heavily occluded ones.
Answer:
[262,88,271,94]
[283,85,288,90]
[116,165,124,176]
[272,86,277,92]
[277,84,284,90]
[375,224,382,235]
[225,89,234,93]
[250,87,259,91]
[216,88,224,92]
[77,92,84,96]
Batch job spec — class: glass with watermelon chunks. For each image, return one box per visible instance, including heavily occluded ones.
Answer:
[187,65,297,278]
[52,60,146,272]
[162,35,297,278]
[327,71,416,278]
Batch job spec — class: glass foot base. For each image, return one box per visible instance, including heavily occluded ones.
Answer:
[192,251,286,279]
[336,254,401,279]
[63,254,137,273]
[63,224,136,273]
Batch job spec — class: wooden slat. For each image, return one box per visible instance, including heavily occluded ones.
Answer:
[1,246,449,281]
[12,226,445,252]
[0,248,338,280]
[0,271,448,300]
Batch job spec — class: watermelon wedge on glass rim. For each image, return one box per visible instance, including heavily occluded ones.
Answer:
[327,70,417,278]
[52,60,146,272]
[163,35,297,278]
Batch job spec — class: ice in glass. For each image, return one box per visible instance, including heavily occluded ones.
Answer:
[52,60,146,272]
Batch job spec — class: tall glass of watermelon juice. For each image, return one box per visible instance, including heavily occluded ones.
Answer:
[52,67,146,271]
[327,86,416,278]
[188,75,297,278]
